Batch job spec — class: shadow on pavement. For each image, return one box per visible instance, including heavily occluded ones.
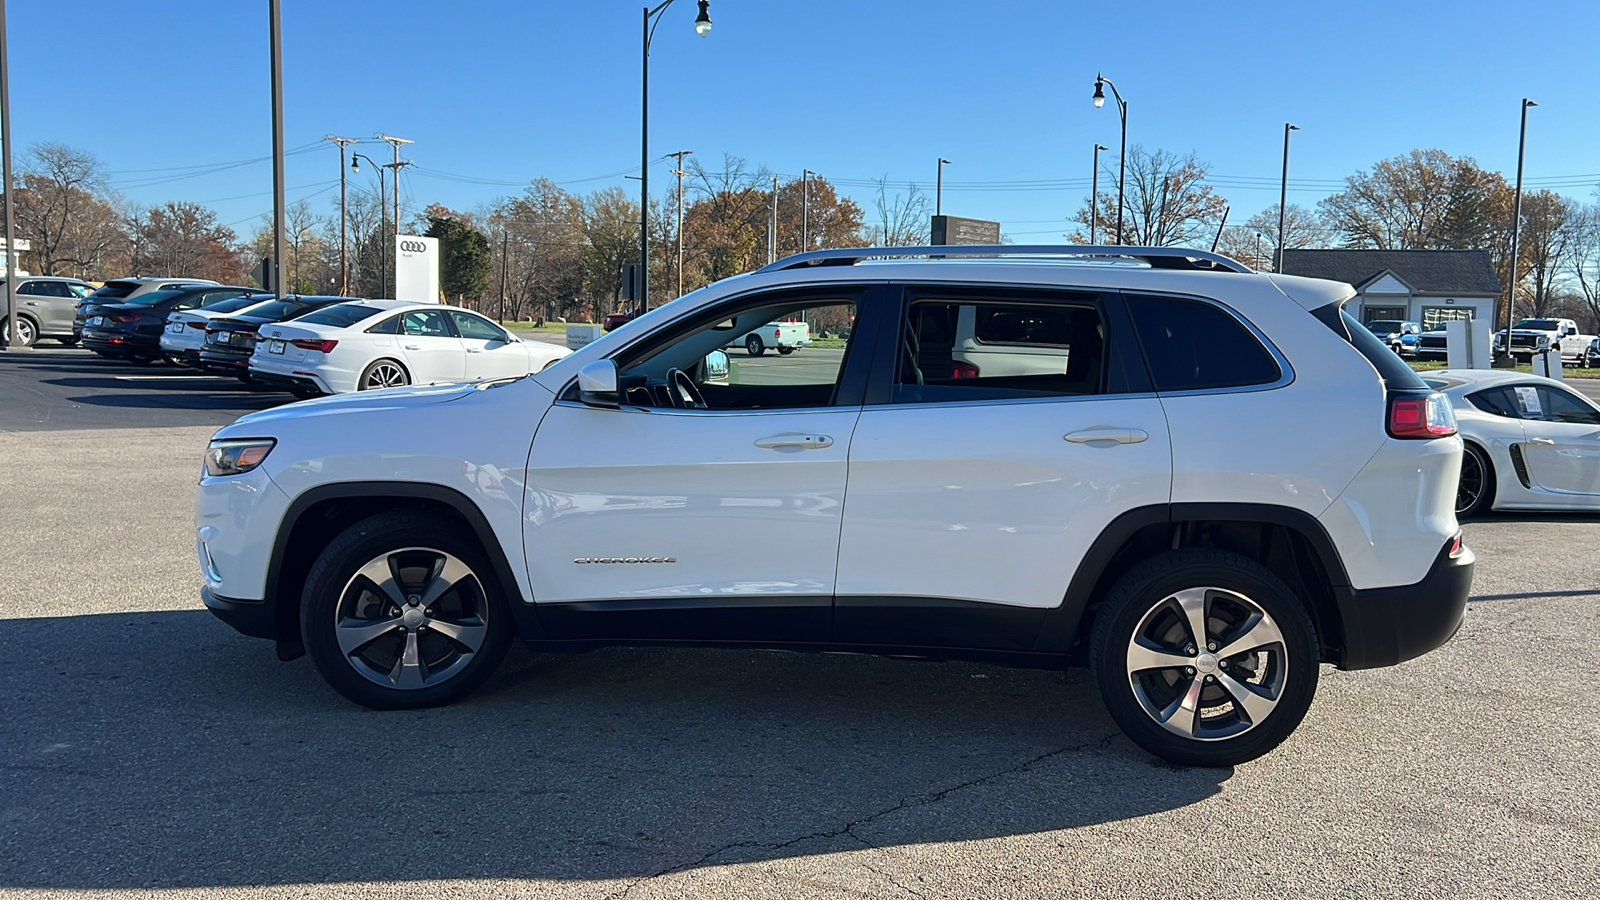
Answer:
[0,610,1227,889]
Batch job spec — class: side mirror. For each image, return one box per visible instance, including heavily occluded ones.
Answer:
[576,359,619,407]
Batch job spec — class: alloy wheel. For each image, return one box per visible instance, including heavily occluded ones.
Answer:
[333,547,489,690]
[363,361,407,389]
[1457,447,1485,515]
[1124,586,1289,741]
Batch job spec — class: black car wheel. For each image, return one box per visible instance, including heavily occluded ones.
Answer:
[1456,442,1495,518]
[1090,549,1319,767]
[57,336,80,347]
[301,511,513,710]
[290,386,323,400]
[745,335,766,357]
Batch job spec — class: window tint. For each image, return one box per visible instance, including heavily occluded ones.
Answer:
[449,311,509,341]
[241,300,304,320]
[1467,386,1520,418]
[208,294,270,315]
[366,315,402,335]
[1127,294,1281,392]
[1536,386,1600,425]
[16,281,45,296]
[402,309,457,337]
[296,304,385,328]
[89,281,139,299]
[895,297,1105,403]
[125,288,190,306]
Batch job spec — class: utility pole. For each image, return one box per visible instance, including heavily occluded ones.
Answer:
[0,0,16,350]
[801,168,813,252]
[376,134,413,247]
[769,176,778,263]
[323,136,359,295]
[268,0,286,299]
[669,149,692,299]
[1276,123,1299,273]
[498,228,509,323]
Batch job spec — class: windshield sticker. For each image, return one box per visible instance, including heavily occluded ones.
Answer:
[1515,386,1542,416]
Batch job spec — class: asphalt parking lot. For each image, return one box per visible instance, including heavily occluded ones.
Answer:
[1,347,1598,899]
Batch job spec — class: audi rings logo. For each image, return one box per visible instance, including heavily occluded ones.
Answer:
[399,240,429,253]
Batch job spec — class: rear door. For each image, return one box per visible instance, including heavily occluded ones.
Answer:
[833,285,1171,651]
[396,308,466,383]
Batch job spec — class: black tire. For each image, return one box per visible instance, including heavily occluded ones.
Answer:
[301,511,514,710]
[2,315,37,347]
[777,346,794,355]
[57,336,80,347]
[1456,442,1495,519]
[1090,549,1319,767]
[290,386,323,400]
[745,335,766,357]
[359,358,411,390]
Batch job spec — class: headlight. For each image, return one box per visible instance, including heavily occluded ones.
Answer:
[204,438,276,477]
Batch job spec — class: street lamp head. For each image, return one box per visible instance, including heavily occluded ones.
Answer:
[1092,78,1106,108]
[1524,98,1538,108]
[350,156,359,173]
[1288,123,1300,131]
[939,158,951,165]
[1095,143,1108,151]
[694,0,712,37]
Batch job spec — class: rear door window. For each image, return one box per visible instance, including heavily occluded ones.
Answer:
[1125,294,1282,392]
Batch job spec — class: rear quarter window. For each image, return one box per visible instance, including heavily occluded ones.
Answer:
[1125,293,1282,392]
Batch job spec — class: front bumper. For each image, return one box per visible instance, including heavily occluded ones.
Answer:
[1336,538,1473,670]
[203,585,278,640]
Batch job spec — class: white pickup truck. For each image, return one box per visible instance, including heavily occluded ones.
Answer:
[730,319,810,356]
[1494,317,1596,364]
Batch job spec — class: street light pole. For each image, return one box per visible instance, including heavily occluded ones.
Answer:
[0,0,16,351]
[1276,123,1299,273]
[1090,143,1107,244]
[1092,74,1127,244]
[268,0,286,298]
[351,153,386,298]
[936,158,950,216]
[768,176,778,264]
[1500,98,1537,367]
[801,168,812,251]
[324,136,358,295]
[641,1,711,313]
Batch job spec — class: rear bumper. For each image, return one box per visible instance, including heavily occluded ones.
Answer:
[1336,539,1473,670]
[197,350,253,373]
[202,585,277,640]
[249,369,328,394]
[83,331,158,354]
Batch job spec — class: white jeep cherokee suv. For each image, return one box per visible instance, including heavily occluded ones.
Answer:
[197,245,1472,766]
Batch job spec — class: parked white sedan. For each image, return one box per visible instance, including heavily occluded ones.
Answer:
[248,300,570,397]
[1427,369,1600,516]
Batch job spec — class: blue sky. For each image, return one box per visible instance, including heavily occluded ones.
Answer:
[10,0,1600,241]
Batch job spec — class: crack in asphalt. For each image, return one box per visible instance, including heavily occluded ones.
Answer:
[605,731,1121,899]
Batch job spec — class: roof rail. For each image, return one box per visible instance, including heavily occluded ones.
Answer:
[754,244,1254,275]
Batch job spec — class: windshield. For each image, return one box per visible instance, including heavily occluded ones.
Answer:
[294,304,384,328]
[1514,319,1561,330]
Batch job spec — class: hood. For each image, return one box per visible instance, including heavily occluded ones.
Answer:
[218,381,482,434]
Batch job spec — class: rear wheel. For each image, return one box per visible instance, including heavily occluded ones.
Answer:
[1090,549,1319,767]
[777,346,795,355]
[1456,442,1495,518]
[360,358,410,390]
[290,386,323,400]
[745,335,765,357]
[300,512,512,710]
[57,336,80,347]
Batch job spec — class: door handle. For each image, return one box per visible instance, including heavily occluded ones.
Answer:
[466,348,481,353]
[755,433,834,450]
[404,343,421,350]
[1527,437,1555,445]
[1065,427,1149,445]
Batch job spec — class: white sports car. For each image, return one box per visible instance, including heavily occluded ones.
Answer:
[1426,369,1600,516]
[247,300,570,397]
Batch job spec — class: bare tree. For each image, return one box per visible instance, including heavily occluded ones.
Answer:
[1216,203,1333,271]
[4,143,126,277]
[1070,146,1227,247]
[1569,201,1600,328]
[127,201,244,282]
[1516,190,1577,318]
[865,176,930,246]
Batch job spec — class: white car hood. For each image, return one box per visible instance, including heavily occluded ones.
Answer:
[216,381,486,435]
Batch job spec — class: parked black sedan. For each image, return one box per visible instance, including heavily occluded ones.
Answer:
[81,285,261,362]
[197,295,352,382]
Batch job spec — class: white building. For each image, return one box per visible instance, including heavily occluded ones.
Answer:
[1280,249,1500,329]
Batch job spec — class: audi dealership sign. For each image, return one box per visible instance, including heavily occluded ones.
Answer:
[394,235,440,303]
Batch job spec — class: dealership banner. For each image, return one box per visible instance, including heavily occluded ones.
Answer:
[394,235,440,303]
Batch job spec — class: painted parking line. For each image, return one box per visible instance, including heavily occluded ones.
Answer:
[113,375,231,381]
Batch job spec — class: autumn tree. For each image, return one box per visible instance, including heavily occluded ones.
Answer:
[774,174,865,256]
[490,178,586,322]
[681,155,774,289]
[581,186,640,319]
[4,143,126,278]
[128,201,244,282]
[1515,190,1577,318]
[1070,146,1227,247]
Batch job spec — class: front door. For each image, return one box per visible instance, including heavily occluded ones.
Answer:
[1515,384,1600,496]
[834,286,1172,650]
[524,285,883,642]
[447,310,533,381]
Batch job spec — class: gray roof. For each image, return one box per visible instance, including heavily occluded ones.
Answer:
[1280,249,1501,295]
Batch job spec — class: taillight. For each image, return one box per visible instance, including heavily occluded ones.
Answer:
[186,321,206,329]
[952,360,980,379]
[290,339,338,353]
[107,312,141,323]
[773,328,781,339]
[1388,391,1456,439]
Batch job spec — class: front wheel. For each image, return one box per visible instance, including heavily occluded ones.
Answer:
[360,358,410,390]
[301,512,513,710]
[1090,549,1319,767]
[1456,442,1495,518]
